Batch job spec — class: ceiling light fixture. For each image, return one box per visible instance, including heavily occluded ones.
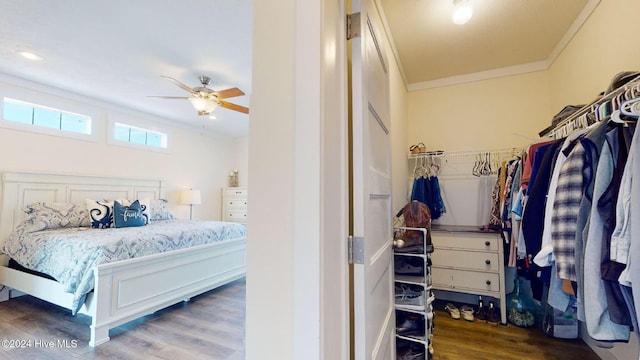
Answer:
[188,97,218,115]
[452,0,473,25]
[18,50,44,61]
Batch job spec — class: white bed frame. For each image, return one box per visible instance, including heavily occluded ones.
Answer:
[0,171,246,346]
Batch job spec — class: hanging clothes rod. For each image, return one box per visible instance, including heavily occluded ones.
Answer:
[538,74,640,138]
[409,147,521,159]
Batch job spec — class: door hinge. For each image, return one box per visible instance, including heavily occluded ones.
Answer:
[348,235,364,264]
[347,12,361,40]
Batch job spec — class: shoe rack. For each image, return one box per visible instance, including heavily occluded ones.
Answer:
[393,226,434,360]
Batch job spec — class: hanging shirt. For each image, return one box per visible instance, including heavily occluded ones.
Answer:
[534,129,589,268]
[520,140,562,263]
[551,142,586,282]
[521,139,557,189]
[583,129,631,340]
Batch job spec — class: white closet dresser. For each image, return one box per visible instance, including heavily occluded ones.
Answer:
[222,187,248,224]
[430,224,506,324]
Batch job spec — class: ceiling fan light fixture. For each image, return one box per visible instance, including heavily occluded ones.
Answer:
[452,0,473,25]
[188,97,218,114]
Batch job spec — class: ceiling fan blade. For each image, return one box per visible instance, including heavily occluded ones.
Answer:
[214,87,245,99]
[147,96,190,99]
[219,100,250,114]
[160,76,195,94]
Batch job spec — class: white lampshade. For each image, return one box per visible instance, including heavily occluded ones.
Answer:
[180,189,202,205]
[188,97,218,113]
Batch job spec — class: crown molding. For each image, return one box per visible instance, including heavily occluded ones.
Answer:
[406,0,601,92]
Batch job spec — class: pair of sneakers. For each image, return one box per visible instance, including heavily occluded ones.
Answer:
[395,284,425,310]
[444,303,474,321]
[476,300,499,323]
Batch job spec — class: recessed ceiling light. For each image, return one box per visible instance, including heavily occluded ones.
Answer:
[452,0,473,25]
[209,114,217,120]
[18,51,44,61]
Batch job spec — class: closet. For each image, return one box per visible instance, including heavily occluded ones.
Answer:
[521,73,640,359]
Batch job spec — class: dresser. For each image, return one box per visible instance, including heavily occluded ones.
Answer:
[222,187,248,224]
[430,225,506,324]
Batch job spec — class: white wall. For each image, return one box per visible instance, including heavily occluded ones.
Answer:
[247,0,296,358]
[0,74,242,221]
[234,137,249,187]
[408,71,551,152]
[248,0,403,358]
[547,1,640,111]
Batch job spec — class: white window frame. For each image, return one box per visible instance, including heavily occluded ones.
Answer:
[107,115,172,153]
[0,96,99,142]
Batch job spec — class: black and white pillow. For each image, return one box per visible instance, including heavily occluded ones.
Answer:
[86,199,117,229]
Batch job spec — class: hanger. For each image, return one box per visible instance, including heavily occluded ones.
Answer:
[610,109,625,124]
[413,157,423,179]
[472,153,481,177]
[429,155,441,177]
[482,152,492,176]
[620,97,640,119]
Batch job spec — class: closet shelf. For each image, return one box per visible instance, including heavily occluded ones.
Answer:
[539,74,640,138]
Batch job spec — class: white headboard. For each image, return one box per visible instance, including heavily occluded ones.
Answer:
[0,170,165,242]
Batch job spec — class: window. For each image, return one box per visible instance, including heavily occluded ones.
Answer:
[113,122,168,149]
[2,97,91,135]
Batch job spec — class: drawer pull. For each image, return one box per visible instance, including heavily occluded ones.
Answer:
[485,260,491,265]
[484,241,491,246]
[486,280,491,286]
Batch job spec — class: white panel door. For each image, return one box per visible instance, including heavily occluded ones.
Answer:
[351,0,394,358]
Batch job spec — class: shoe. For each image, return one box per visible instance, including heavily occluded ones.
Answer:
[396,314,424,336]
[487,301,499,323]
[398,345,425,360]
[444,303,460,319]
[394,244,425,254]
[397,341,425,360]
[395,284,425,310]
[394,257,424,276]
[460,305,475,321]
[476,299,487,321]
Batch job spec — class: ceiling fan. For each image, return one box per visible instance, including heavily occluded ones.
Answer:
[150,75,249,116]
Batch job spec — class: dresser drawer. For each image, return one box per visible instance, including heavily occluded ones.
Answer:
[432,232,499,252]
[224,210,247,222]
[431,268,501,293]
[224,188,248,197]
[431,249,500,272]
[224,199,248,208]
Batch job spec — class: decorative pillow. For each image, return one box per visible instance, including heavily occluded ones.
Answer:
[113,200,146,228]
[21,202,91,233]
[86,199,117,229]
[149,199,174,220]
[119,198,151,224]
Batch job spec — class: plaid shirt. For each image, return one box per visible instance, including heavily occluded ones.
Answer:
[551,141,587,281]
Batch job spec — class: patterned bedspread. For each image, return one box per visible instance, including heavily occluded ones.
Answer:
[1,220,247,314]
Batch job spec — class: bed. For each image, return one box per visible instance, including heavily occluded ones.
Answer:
[0,171,247,346]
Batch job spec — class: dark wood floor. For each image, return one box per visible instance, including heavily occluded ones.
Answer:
[0,279,246,360]
[431,301,601,360]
